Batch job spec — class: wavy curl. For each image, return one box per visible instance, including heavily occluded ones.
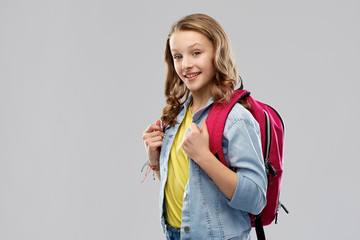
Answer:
[161,14,241,127]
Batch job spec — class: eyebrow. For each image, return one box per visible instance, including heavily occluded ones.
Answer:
[171,43,203,52]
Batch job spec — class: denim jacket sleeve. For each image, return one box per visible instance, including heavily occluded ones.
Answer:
[222,103,267,215]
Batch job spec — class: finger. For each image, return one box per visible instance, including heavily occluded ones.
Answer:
[148,140,163,150]
[145,135,163,143]
[189,122,200,132]
[144,130,164,138]
[144,123,162,133]
[201,119,208,134]
[145,137,163,149]
[181,139,188,151]
[143,131,164,141]
[155,119,161,127]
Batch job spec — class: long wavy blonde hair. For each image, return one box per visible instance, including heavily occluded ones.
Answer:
[161,14,241,127]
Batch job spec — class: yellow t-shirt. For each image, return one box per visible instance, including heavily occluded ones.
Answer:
[164,104,192,228]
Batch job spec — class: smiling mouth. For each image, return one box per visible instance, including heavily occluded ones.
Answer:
[184,72,201,78]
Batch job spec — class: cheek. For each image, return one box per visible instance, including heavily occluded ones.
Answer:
[174,62,183,78]
[207,60,215,76]
[199,56,214,72]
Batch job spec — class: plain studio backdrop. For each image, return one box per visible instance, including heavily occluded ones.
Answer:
[1,0,359,239]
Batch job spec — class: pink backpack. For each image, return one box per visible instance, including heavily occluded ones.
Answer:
[206,89,288,240]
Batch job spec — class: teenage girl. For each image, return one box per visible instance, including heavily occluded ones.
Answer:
[142,13,267,240]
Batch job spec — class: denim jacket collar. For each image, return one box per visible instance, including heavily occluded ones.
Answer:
[180,94,214,123]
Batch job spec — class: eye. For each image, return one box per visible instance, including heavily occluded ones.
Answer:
[193,51,201,56]
[173,55,182,60]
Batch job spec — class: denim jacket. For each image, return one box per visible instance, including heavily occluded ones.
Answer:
[159,96,267,240]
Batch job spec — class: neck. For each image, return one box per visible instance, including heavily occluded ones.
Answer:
[190,90,212,114]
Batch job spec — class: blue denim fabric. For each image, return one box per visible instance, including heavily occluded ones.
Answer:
[166,224,181,240]
[159,96,267,240]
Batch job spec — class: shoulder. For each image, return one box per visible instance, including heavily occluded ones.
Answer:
[224,103,260,134]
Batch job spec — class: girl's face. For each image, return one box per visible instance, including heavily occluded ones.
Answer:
[169,30,215,96]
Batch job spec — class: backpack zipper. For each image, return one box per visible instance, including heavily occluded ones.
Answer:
[275,200,289,224]
[264,110,289,224]
[264,110,277,177]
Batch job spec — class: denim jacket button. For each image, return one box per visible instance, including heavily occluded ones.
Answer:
[184,226,190,233]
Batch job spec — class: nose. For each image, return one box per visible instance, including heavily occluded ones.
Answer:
[182,55,193,70]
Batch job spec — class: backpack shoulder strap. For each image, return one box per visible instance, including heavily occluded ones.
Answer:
[206,90,250,167]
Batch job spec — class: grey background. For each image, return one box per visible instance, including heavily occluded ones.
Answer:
[1,0,359,239]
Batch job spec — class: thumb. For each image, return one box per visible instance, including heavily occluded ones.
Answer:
[190,122,200,132]
[201,119,208,134]
[155,119,161,127]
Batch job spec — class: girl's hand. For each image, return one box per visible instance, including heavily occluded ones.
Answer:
[182,119,211,163]
[142,120,164,166]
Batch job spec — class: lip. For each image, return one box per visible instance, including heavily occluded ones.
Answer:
[184,72,201,81]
